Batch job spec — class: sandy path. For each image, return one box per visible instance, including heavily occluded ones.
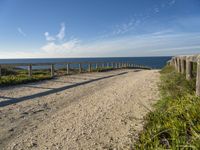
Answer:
[0,69,160,150]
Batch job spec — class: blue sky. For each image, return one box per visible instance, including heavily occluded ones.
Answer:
[0,0,200,58]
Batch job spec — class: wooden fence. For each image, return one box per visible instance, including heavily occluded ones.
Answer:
[168,54,200,96]
[0,61,150,78]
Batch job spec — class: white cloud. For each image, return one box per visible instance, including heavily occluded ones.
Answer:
[44,23,66,42]
[17,27,26,37]
[41,39,79,53]
[56,23,65,41]
[41,22,80,54]
[44,32,55,41]
[2,30,200,58]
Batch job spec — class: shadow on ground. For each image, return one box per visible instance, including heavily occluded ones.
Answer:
[0,72,128,107]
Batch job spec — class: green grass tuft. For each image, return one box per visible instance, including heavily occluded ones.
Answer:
[135,65,200,149]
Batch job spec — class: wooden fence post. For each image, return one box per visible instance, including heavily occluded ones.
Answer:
[111,62,113,68]
[107,63,109,68]
[174,58,178,71]
[0,65,2,78]
[28,64,32,77]
[181,57,186,74]
[96,63,98,69]
[51,64,54,77]
[196,56,200,96]
[79,63,82,73]
[186,57,193,80]
[177,58,181,73]
[88,63,92,72]
[66,64,70,74]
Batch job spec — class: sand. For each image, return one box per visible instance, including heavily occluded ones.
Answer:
[0,69,160,150]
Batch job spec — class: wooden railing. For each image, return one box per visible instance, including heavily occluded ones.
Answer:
[168,54,200,96]
[0,61,151,78]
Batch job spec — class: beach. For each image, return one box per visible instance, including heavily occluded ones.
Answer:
[0,69,160,149]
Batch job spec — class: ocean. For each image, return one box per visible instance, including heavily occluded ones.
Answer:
[0,57,171,69]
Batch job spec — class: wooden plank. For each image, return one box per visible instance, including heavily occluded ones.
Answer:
[196,56,200,96]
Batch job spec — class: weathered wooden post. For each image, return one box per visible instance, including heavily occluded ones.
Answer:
[111,62,114,68]
[107,63,109,68]
[66,64,70,74]
[28,64,32,77]
[79,63,82,73]
[116,63,118,69]
[96,63,98,69]
[177,58,181,73]
[51,64,54,77]
[101,63,105,68]
[196,55,200,96]
[174,58,178,71]
[186,57,193,80]
[181,57,186,74]
[88,63,92,72]
[0,65,2,78]
[112,62,115,68]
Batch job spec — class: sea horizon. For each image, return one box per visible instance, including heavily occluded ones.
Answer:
[0,56,171,69]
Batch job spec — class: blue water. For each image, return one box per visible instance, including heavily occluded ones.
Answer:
[0,57,171,69]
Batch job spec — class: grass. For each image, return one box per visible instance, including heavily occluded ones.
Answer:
[0,66,118,86]
[0,68,52,87]
[135,65,200,149]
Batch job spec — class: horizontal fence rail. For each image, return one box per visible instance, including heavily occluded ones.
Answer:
[168,54,200,96]
[0,61,151,78]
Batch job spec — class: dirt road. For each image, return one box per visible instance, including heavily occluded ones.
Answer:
[0,69,160,150]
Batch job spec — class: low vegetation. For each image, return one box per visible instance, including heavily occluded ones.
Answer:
[135,65,200,149]
[0,67,118,86]
[0,68,52,87]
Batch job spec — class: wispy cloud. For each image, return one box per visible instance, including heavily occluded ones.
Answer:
[41,39,79,53]
[44,32,55,41]
[17,27,26,37]
[56,23,65,41]
[42,23,79,53]
[112,19,141,35]
[44,23,66,41]
[1,31,200,58]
